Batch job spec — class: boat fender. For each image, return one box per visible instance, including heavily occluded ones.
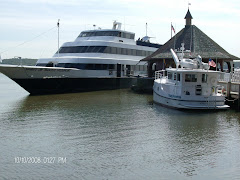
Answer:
[222,88,226,94]
[212,86,215,93]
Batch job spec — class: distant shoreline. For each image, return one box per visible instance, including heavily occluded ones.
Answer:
[1,58,37,66]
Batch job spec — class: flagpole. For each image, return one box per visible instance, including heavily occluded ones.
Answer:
[57,19,60,58]
[173,24,176,50]
[146,22,148,36]
[171,22,172,39]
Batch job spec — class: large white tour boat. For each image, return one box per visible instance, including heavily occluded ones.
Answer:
[0,21,160,95]
[153,47,229,110]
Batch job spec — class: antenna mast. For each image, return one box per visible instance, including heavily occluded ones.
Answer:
[146,23,148,36]
[57,19,60,58]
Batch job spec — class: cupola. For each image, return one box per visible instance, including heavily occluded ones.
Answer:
[184,9,193,26]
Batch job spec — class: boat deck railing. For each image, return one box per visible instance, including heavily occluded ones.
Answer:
[155,70,166,80]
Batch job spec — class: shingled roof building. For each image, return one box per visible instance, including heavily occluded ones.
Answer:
[142,9,239,77]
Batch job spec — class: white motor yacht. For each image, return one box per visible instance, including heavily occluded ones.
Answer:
[153,47,229,110]
[0,21,161,95]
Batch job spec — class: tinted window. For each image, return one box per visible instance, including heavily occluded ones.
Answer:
[80,46,87,53]
[177,73,181,81]
[36,63,47,66]
[58,46,151,57]
[95,64,102,70]
[79,31,134,39]
[185,74,197,82]
[174,73,177,80]
[55,63,117,70]
[111,47,117,54]
[85,46,93,52]
[102,64,108,70]
[99,46,106,53]
[202,74,208,83]
[136,50,141,56]
[109,64,115,69]
[168,72,172,80]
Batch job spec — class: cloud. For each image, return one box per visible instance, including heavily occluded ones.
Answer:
[0,0,239,58]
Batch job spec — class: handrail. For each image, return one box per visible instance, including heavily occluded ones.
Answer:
[155,70,165,79]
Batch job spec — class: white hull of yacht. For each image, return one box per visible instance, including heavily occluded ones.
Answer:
[0,64,119,79]
[0,64,138,95]
[153,89,229,110]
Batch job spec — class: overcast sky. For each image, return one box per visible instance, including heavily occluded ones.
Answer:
[0,0,239,59]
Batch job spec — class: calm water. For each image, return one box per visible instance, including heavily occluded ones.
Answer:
[0,73,240,180]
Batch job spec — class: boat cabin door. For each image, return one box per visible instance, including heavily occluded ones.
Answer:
[117,63,121,77]
[126,65,131,76]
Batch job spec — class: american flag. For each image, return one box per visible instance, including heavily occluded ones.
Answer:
[208,59,216,67]
[171,24,175,34]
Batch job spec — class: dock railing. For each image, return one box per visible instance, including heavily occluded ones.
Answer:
[218,70,240,83]
[218,72,231,82]
[231,69,240,83]
[218,70,240,99]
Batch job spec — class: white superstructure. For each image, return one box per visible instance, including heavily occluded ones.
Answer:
[36,21,159,78]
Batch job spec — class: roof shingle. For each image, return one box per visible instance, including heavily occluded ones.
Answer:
[142,25,239,61]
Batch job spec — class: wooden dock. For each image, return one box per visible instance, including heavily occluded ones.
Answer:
[210,70,240,110]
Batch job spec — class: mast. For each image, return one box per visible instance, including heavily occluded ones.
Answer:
[146,22,148,36]
[57,19,60,58]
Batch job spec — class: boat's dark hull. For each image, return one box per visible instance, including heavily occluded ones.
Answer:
[12,77,138,95]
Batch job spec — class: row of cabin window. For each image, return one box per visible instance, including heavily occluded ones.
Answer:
[78,31,135,40]
[58,46,152,57]
[36,63,115,70]
[104,47,152,57]
[167,72,181,81]
[167,73,208,83]
[36,63,147,71]
[185,74,208,83]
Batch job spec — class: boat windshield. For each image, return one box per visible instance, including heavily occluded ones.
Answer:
[78,31,135,39]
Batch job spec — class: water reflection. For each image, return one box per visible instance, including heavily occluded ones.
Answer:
[152,104,240,177]
[1,80,240,179]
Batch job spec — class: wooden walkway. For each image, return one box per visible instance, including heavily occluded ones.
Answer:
[218,70,240,110]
